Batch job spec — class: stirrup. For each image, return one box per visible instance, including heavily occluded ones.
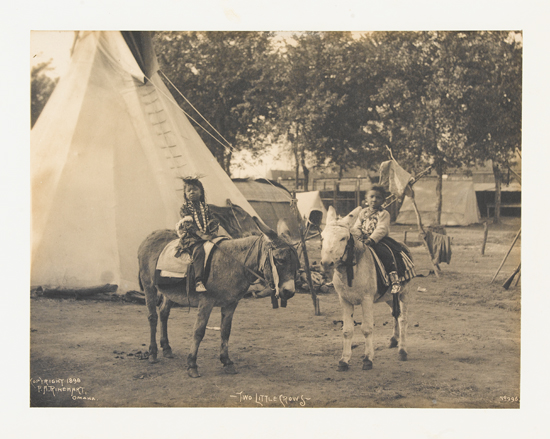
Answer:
[195,281,207,292]
[389,271,400,294]
[391,283,401,294]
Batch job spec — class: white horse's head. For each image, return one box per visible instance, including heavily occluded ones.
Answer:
[320,206,362,275]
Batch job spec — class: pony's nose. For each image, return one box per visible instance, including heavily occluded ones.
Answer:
[282,288,295,300]
[280,281,295,301]
[281,279,295,295]
[321,260,334,272]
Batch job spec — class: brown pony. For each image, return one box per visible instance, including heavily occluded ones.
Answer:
[137,219,299,378]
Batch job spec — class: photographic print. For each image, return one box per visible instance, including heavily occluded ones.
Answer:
[29,29,522,411]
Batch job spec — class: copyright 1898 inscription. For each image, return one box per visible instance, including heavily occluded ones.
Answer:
[30,377,96,402]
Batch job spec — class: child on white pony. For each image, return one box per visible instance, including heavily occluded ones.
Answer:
[351,185,415,294]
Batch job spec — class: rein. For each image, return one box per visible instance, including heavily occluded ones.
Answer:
[208,236,284,298]
[341,234,355,287]
[326,223,355,287]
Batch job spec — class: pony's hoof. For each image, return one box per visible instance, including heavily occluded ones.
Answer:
[148,356,159,364]
[224,364,238,374]
[162,349,174,358]
[337,361,349,372]
[362,359,373,370]
[398,350,408,361]
[187,367,201,378]
[389,337,398,348]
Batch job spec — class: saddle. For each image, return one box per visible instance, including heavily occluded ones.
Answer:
[155,237,228,285]
[341,236,391,300]
[365,246,393,303]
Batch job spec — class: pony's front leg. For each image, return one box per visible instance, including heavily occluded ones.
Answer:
[338,299,355,371]
[390,314,400,349]
[159,295,174,358]
[396,291,409,361]
[187,299,215,378]
[359,299,375,370]
[219,302,238,374]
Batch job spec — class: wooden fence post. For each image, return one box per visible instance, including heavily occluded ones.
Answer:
[481,221,489,255]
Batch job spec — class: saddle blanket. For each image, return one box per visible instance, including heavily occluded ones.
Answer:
[366,246,391,302]
[156,237,227,278]
[365,246,415,303]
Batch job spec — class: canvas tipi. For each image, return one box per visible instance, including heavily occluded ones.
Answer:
[295,191,327,229]
[31,31,258,293]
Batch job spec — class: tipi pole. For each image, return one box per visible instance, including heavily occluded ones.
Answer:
[378,157,439,277]
[291,198,320,315]
[514,271,521,287]
[297,220,312,260]
[410,192,440,278]
[502,263,521,290]
[491,228,521,283]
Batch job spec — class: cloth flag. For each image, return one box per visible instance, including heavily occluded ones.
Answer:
[379,160,415,198]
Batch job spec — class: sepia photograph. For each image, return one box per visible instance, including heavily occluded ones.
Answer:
[30,28,522,409]
[5,0,548,437]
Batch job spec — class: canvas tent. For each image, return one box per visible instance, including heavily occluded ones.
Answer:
[396,179,480,226]
[232,178,301,238]
[31,31,258,293]
[295,191,327,229]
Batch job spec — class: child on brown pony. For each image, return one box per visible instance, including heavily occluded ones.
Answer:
[175,177,219,292]
[351,185,415,294]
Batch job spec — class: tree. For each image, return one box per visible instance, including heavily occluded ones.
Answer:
[361,31,521,225]
[461,31,522,224]
[152,30,521,222]
[362,32,483,225]
[31,61,58,128]
[264,32,388,190]
[153,31,277,175]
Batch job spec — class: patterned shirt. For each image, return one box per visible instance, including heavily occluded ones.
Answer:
[351,207,391,244]
[175,202,219,256]
[178,202,218,235]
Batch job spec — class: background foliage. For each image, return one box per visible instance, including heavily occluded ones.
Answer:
[31,60,58,128]
[31,31,522,222]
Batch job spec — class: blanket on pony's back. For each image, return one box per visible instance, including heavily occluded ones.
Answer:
[376,236,416,282]
[155,237,229,285]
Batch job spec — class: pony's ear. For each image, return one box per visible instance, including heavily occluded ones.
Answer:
[276,219,292,241]
[252,216,278,240]
[339,206,362,228]
[326,205,337,224]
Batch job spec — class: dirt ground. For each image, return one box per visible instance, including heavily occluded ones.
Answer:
[30,218,521,409]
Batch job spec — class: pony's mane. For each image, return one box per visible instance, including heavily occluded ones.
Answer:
[240,230,261,238]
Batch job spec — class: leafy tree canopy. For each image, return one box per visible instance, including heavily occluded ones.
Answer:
[31,61,58,128]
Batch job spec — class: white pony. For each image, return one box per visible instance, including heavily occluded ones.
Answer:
[321,206,411,371]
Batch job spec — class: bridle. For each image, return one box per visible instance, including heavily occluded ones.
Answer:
[257,237,300,298]
[323,223,355,287]
[324,224,353,264]
[215,235,298,299]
